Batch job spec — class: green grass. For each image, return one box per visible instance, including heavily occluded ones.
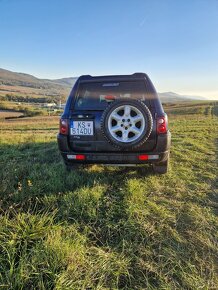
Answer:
[0,102,217,289]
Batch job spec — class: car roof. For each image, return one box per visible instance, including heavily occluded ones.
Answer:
[78,73,149,83]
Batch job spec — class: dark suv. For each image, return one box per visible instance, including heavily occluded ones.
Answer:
[57,73,171,174]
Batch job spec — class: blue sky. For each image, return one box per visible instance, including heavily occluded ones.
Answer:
[0,0,218,98]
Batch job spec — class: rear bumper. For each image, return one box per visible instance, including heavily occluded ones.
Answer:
[61,152,168,165]
[57,132,171,165]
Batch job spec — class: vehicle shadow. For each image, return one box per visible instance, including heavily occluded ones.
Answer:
[0,139,156,261]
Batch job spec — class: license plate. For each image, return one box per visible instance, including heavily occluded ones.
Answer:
[70,121,94,136]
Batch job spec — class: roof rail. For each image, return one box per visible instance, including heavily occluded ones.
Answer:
[132,72,148,77]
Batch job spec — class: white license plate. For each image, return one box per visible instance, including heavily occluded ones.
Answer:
[70,121,94,136]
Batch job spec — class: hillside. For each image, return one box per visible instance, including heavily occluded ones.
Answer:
[158,91,206,102]
[0,68,78,89]
[0,68,209,103]
[0,68,75,101]
[52,77,78,87]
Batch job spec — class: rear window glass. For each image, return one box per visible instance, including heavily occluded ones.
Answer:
[73,81,149,110]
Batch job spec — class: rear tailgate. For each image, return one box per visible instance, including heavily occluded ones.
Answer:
[68,79,157,152]
[69,110,157,152]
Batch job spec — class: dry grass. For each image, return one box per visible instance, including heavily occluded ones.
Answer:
[0,110,24,119]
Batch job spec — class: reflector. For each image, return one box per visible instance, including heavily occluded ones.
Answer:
[67,154,85,160]
[138,154,149,160]
[76,155,86,160]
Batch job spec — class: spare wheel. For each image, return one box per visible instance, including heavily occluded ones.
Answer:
[101,99,153,149]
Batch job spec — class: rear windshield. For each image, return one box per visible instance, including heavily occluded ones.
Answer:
[73,81,149,110]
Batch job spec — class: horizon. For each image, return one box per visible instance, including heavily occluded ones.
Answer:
[1,66,218,100]
[0,0,218,99]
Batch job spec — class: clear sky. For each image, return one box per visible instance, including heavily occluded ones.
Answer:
[0,0,218,98]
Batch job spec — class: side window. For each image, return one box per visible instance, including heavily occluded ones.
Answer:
[76,90,89,108]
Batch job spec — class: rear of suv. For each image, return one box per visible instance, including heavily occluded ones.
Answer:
[57,73,171,174]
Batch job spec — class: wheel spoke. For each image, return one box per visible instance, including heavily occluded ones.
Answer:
[132,115,143,123]
[111,112,122,121]
[130,126,141,135]
[122,130,129,141]
[124,105,131,117]
[111,125,121,132]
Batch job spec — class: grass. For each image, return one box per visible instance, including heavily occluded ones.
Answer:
[0,102,217,289]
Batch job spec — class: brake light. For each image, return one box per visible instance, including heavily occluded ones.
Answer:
[105,95,116,100]
[157,115,168,134]
[59,119,68,135]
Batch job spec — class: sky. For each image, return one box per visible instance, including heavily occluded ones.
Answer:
[0,0,218,99]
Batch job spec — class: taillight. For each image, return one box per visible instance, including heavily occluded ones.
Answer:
[59,119,68,135]
[157,115,168,134]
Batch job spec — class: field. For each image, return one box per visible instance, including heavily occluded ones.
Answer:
[0,110,24,119]
[0,102,217,289]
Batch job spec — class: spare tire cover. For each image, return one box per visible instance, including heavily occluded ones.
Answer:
[101,99,153,149]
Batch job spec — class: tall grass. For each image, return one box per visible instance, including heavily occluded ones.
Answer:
[0,102,217,289]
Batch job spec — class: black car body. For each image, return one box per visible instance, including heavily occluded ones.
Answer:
[57,73,171,173]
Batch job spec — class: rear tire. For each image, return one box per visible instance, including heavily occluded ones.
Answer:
[153,158,169,174]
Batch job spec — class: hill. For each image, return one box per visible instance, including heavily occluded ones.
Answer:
[0,68,209,102]
[0,68,78,89]
[158,91,206,102]
[0,68,75,101]
[52,77,78,87]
